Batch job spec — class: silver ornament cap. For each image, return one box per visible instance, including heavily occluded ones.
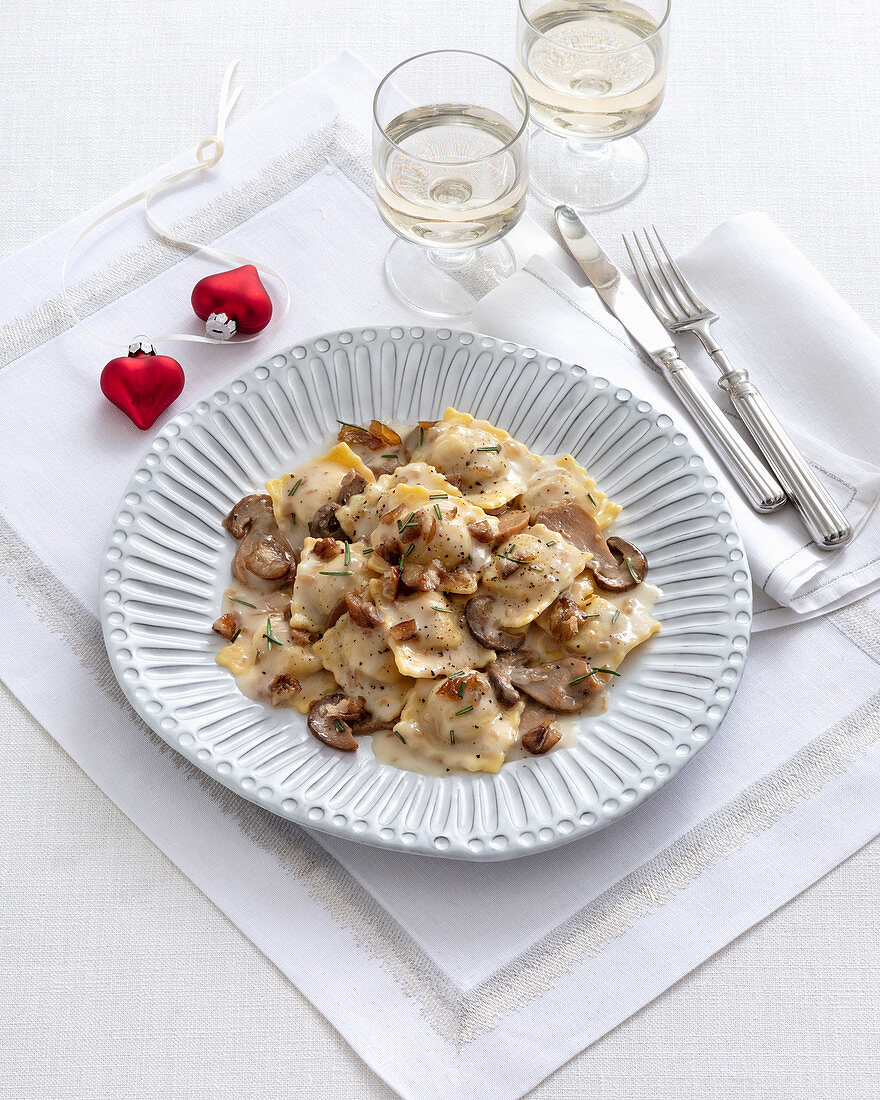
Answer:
[128,335,155,356]
[206,312,237,341]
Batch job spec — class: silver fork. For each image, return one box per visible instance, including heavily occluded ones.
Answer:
[624,227,852,550]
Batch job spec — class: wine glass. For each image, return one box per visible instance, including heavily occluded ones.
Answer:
[372,50,530,319]
[515,0,671,212]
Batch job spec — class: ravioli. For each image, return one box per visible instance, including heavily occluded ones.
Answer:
[416,408,543,509]
[480,523,590,629]
[538,573,662,669]
[520,455,620,529]
[289,538,373,632]
[313,612,414,722]
[370,581,494,677]
[266,443,374,550]
[335,462,463,540]
[384,672,525,773]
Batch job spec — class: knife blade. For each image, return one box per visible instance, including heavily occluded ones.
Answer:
[555,205,786,514]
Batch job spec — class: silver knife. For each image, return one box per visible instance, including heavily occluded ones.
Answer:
[555,206,786,514]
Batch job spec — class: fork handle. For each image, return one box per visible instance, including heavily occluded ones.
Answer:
[716,366,852,549]
[657,354,786,513]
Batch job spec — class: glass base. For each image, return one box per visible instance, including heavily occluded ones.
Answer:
[384,237,517,319]
[528,131,649,213]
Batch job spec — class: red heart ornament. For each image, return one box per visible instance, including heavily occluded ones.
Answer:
[191,264,273,336]
[100,343,185,431]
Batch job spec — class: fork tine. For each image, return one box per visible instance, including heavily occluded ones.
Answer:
[651,224,708,313]
[632,230,682,323]
[643,228,691,319]
[623,233,667,320]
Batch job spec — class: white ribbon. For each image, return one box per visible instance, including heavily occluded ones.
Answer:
[61,60,290,351]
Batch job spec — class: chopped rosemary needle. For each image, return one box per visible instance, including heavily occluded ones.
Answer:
[431,605,453,613]
[454,705,473,716]
[546,540,557,546]
[382,453,399,460]
[394,730,407,744]
[336,418,360,429]
[333,719,345,733]
[450,731,455,745]
[362,547,374,555]
[458,680,465,698]
[287,478,303,497]
[568,673,591,685]
[262,617,282,650]
[319,570,353,576]
[582,614,601,619]
[591,667,620,676]
[344,542,351,566]
[476,444,501,453]
[402,543,415,559]
[429,492,448,500]
[434,503,443,521]
[625,556,641,583]
[611,609,620,624]
[230,597,256,608]
[397,511,418,533]
[587,492,597,506]
[419,426,424,447]
[230,628,241,643]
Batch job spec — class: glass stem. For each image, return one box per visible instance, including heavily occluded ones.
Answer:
[427,248,475,273]
[564,138,612,161]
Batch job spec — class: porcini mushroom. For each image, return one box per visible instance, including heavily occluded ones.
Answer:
[307,692,369,752]
[308,502,342,539]
[464,594,525,653]
[508,656,605,712]
[535,503,647,592]
[487,660,520,707]
[223,494,294,589]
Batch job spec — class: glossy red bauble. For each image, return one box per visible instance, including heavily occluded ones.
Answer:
[191,264,273,336]
[100,347,185,430]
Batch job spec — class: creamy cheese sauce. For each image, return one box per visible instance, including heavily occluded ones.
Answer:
[214,407,661,775]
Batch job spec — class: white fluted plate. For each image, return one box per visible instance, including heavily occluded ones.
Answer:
[100,326,751,861]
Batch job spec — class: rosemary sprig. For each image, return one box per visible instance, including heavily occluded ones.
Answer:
[454,705,473,716]
[394,730,406,744]
[230,597,256,608]
[319,570,353,576]
[262,617,282,650]
[287,478,303,497]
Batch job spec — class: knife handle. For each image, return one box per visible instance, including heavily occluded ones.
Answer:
[658,355,786,513]
[717,368,852,549]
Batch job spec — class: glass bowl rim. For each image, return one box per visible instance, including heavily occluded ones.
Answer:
[372,49,531,168]
[516,0,671,55]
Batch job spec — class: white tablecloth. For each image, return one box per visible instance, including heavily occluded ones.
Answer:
[1,1,879,1097]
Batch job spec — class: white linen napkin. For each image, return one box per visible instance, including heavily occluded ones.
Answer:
[1,52,879,1100]
[472,224,880,629]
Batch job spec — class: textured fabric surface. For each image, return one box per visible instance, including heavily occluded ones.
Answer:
[2,1,880,1097]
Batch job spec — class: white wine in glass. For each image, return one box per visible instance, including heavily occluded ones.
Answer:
[516,0,670,211]
[373,51,530,319]
[375,104,528,249]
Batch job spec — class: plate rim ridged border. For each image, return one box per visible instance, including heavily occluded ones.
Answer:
[99,325,752,861]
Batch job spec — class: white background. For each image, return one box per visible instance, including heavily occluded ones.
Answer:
[2,1,879,1096]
